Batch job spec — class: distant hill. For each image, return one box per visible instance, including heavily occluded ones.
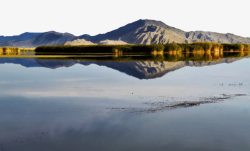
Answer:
[1,19,250,47]
[0,31,75,47]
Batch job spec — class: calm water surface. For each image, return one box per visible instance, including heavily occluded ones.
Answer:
[0,56,250,151]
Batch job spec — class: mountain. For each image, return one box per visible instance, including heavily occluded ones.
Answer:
[82,19,250,44]
[31,31,75,46]
[80,19,186,44]
[1,19,250,47]
[0,58,244,79]
[0,32,40,47]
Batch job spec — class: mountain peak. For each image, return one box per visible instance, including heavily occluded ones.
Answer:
[137,19,169,27]
[44,31,75,36]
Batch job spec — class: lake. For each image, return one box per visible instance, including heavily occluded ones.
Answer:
[0,52,250,151]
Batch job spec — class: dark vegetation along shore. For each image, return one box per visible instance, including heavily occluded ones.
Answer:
[35,43,250,55]
[1,43,250,61]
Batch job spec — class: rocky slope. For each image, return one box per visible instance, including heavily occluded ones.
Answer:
[99,40,128,45]
[1,19,250,47]
[64,39,95,46]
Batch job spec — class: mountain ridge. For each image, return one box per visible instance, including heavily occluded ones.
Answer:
[1,19,250,47]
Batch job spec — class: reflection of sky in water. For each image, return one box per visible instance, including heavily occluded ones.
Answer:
[0,59,249,99]
[0,58,250,151]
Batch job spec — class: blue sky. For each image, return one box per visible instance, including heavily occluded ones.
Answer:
[1,0,250,37]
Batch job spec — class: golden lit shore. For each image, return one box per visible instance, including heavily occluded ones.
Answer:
[0,47,35,56]
[1,43,250,59]
[34,43,250,57]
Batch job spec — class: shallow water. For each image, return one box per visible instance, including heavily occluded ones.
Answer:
[0,55,250,151]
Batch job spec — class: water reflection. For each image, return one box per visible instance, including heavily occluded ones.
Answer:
[0,51,250,151]
[0,51,249,79]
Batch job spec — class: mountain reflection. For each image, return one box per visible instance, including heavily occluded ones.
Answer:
[0,51,249,79]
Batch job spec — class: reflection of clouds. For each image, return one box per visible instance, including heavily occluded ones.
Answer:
[1,95,250,151]
[0,96,129,150]
[1,97,88,129]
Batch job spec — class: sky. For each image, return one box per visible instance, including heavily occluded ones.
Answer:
[1,0,250,37]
